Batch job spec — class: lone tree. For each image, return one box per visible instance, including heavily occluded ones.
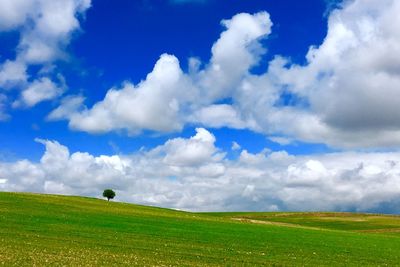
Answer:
[103,189,116,201]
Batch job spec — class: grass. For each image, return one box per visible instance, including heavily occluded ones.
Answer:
[1,192,400,266]
[208,212,400,234]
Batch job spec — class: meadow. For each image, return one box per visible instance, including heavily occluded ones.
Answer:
[1,192,400,266]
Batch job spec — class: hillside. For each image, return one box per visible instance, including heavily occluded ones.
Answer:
[1,192,400,266]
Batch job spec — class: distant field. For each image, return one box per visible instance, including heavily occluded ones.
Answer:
[1,192,400,266]
[207,211,400,235]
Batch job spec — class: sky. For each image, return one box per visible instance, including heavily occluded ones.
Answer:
[1,0,400,212]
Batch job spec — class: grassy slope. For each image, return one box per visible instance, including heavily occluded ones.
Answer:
[1,193,400,266]
[208,212,400,235]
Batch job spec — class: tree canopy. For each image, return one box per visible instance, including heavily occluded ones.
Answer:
[103,189,116,201]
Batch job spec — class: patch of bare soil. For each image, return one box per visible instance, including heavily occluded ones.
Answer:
[232,218,324,230]
[357,228,400,234]
[317,217,367,222]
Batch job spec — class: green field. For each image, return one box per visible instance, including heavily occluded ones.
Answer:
[1,192,400,266]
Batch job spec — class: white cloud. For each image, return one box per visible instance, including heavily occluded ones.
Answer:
[269,136,293,146]
[0,0,35,31]
[65,54,194,133]
[52,1,400,149]
[16,0,91,64]
[47,95,85,120]
[161,128,223,166]
[231,141,241,151]
[191,104,247,129]
[52,12,272,134]
[13,77,65,107]
[0,60,27,89]
[1,128,400,212]
[265,0,400,147]
[197,12,272,101]
[0,0,91,110]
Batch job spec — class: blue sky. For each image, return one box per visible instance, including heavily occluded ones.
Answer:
[0,0,330,160]
[1,0,400,212]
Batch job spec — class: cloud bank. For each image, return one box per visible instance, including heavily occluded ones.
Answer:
[2,128,400,212]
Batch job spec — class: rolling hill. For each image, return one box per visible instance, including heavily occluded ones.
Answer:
[1,192,400,266]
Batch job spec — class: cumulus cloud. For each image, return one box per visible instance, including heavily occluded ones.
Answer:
[18,0,91,64]
[47,95,85,120]
[1,128,400,212]
[0,0,91,110]
[0,60,27,89]
[51,12,272,134]
[13,76,66,108]
[197,11,272,101]
[52,1,400,149]
[266,0,400,147]
[0,0,35,31]
[161,128,224,166]
[57,54,194,133]
[190,104,247,129]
